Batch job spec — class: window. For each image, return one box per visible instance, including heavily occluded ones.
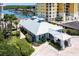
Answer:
[49,9,51,11]
[49,3,51,5]
[53,9,55,10]
[66,8,68,10]
[66,13,69,16]
[66,11,69,13]
[49,12,51,14]
[49,15,51,17]
[66,5,69,7]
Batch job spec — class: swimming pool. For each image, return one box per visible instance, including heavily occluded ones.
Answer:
[3,10,32,19]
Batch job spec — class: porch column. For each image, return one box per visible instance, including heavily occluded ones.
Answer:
[36,35,39,42]
[60,40,65,50]
[54,37,58,43]
[67,39,71,47]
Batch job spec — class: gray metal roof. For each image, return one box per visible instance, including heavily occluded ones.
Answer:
[61,21,79,30]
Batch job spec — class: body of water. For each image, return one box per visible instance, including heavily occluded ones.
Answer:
[3,10,32,19]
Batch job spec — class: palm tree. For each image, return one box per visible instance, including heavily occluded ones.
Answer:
[4,14,11,39]
[8,14,17,37]
[14,21,19,30]
[4,14,10,31]
[4,14,17,38]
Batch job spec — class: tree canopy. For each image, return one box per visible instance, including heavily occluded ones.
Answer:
[4,5,35,10]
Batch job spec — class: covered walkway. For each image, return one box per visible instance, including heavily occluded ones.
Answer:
[49,30,71,49]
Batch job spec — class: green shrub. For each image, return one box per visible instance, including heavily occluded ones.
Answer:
[37,40,43,44]
[12,31,20,37]
[41,38,46,42]
[49,40,61,50]
[8,36,34,56]
[56,16,63,21]
[0,32,4,41]
[11,31,16,36]
[66,30,71,34]
[16,39,34,56]
[37,38,46,44]
[25,34,32,43]
[20,27,27,34]
[0,35,34,56]
[0,43,21,56]
[62,28,79,35]
[16,31,20,37]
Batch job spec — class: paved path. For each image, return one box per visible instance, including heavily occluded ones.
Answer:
[59,36,79,56]
[20,31,25,39]
[31,42,58,56]
[31,36,79,56]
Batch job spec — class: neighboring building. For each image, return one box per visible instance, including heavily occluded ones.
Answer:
[0,3,4,20]
[19,18,71,49]
[36,3,79,23]
[36,3,57,22]
[47,3,57,22]
[36,3,47,18]
[60,3,78,22]
[57,3,65,21]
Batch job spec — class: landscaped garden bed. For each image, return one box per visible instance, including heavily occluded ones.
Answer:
[0,31,35,56]
[49,40,62,50]
[7,36,35,56]
[62,28,79,35]
[37,38,46,44]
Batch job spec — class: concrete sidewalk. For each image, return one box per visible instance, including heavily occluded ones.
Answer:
[31,36,79,56]
[31,42,58,56]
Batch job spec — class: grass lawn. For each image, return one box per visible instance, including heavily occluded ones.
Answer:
[7,36,20,48]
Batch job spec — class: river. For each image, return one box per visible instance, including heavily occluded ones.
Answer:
[3,10,32,19]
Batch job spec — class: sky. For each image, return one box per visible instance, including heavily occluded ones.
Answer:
[3,3,36,6]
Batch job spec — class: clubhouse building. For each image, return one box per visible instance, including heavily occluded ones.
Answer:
[19,17,72,49]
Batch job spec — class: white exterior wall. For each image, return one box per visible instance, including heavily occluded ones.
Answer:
[73,13,78,21]
[60,40,65,50]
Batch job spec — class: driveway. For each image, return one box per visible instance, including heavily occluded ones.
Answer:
[31,36,79,56]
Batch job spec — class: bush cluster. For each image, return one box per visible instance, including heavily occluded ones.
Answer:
[16,39,34,56]
[49,40,61,50]
[0,42,21,56]
[37,38,46,44]
[0,36,34,56]
[62,28,79,35]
